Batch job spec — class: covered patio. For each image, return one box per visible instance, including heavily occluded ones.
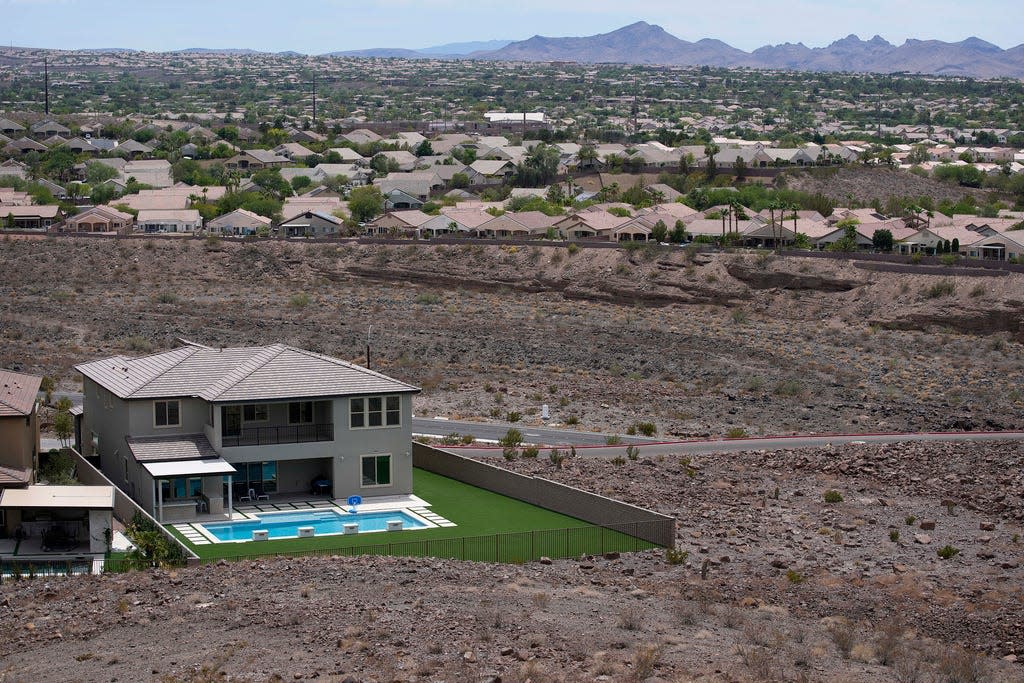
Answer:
[0,485,114,561]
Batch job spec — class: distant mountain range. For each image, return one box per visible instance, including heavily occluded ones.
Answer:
[326,39,512,59]
[468,22,1024,78]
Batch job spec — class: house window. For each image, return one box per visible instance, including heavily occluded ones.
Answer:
[350,395,401,429]
[361,454,392,487]
[288,401,313,424]
[243,404,268,422]
[154,400,181,427]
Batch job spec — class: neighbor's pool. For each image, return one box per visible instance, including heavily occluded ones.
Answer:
[199,509,429,542]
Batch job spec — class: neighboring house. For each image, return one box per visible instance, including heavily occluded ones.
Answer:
[342,129,382,145]
[136,209,202,234]
[326,148,367,164]
[121,159,173,188]
[366,210,432,236]
[29,119,71,139]
[207,208,271,236]
[382,189,425,211]
[61,205,134,234]
[964,232,1024,261]
[554,211,630,240]
[279,210,343,238]
[0,369,41,491]
[376,171,443,202]
[75,342,419,522]
[0,118,25,137]
[2,205,63,230]
[0,484,115,559]
[273,142,317,162]
[116,139,154,158]
[224,150,290,171]
[469,159,516,184]
[376,150,419,172]
[3,137,48,155]
[0,159,29,180]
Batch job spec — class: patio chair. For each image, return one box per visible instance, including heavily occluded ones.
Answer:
[256,490,270,502]
[239,488,255,504]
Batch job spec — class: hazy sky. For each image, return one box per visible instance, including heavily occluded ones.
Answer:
[3,0,1022,52]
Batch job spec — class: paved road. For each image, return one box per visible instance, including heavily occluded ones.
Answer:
[441,430,1024,458]
[411,417,658,446]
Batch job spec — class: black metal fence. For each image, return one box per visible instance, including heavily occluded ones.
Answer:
[221,423,334,447]
[196,520,667,566]
[0,521,672,580]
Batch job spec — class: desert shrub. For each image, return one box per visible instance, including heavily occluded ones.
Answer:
[773,379,803,397]
[626,445,639,461]
[617,605,643,631]
[548,448,566,468]
[566,242,579,255]
[969,284,986,298]
[565,414,580,425]
[605,435,623,445]
[730,308,748,325]
[665,548,688,565]
[890,529,900,542]
[633,421,656,436]
[631,643,664,680]
[499,428,523,449]
[823,489,844,504]
[611,456,626,466]
[939,253,957,266]
[521,445,539,459]
[829,620,857,658]
[937,544,960,560]
[785,569,805,584]
[937,647,987,682]
[905,515,917,525]
[726,427,747,438]
[415,291,441,304]
[506,411,522,423]
[124,336,153,353]
[924,279,955,298]
[289,292,311,308]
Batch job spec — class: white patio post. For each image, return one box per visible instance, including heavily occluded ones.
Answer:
[227,475,233,520]
[156,478,163,523]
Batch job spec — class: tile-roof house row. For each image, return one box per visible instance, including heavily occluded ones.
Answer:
[75,343,419,524]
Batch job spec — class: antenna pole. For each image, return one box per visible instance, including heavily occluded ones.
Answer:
[312,70,317,125]
[366,325,372,369]
[44,57,49,115]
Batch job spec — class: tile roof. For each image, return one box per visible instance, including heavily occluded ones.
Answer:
[76,343,419,402]
[0,369,41,417]
[126,434,219,462]
[0,465,31,487]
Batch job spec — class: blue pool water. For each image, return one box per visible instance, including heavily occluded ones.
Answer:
[201,509,428,542]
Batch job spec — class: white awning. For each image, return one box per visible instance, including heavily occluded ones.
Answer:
[142,458,237,478]
[0,485,114,509]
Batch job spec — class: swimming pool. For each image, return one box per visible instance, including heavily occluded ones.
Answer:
[199,508,431,542]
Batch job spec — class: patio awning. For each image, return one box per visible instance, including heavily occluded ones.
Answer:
[0,485,114,509]
[142,458,237,478]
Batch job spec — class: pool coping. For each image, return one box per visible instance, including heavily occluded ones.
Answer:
[182,498,455,544]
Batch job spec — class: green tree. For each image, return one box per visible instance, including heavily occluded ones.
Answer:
[450,172,469,189]
[251,168,291,199]
[291,175,313,193]
[85,161,118,185]
[669,220,688,243]
[347,185,384,223]
[54,407,74,448]
[414,140,434,157]
[651,219,667,242]
[703,143,720,180]
[872,228,894,252]
[515,143,560,187]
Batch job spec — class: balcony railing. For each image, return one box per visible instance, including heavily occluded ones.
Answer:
[222,423,334,447]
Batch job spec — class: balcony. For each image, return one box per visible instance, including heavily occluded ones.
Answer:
[222,423,334,448]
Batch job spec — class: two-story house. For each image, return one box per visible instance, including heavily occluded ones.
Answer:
[76,342,419,523]
[0,369,41,491]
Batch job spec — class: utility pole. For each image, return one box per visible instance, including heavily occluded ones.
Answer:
[366,325,372,369]
[311,70,317,126]
[44,57,49,115]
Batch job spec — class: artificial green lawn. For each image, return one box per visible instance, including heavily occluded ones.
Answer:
[168,468,655,562]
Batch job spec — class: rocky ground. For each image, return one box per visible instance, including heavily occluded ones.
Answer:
[2,439,1023,682]
[784,166,996,207]
[3,237,1024,438]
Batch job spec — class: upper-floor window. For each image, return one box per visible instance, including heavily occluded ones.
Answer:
[154,400,181,428]
[350,395,401,429]
[288,401,313,424]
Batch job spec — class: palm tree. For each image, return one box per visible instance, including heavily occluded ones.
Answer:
[704,143,720,179]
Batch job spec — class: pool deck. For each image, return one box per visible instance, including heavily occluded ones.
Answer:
[169,494,456,545]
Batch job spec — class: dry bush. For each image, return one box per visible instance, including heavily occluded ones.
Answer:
[828,619,857,659]
[736,644,777,681]
[875,620,905,665]
[894,649,929,683]
[631,643,664,681]
[937,646,988,683]
[674,599,702,626]
[720,605,747,629]
[617,604,643,631]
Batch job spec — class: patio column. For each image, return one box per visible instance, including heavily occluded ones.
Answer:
[227,475,233,520]
[156,478,163,523]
